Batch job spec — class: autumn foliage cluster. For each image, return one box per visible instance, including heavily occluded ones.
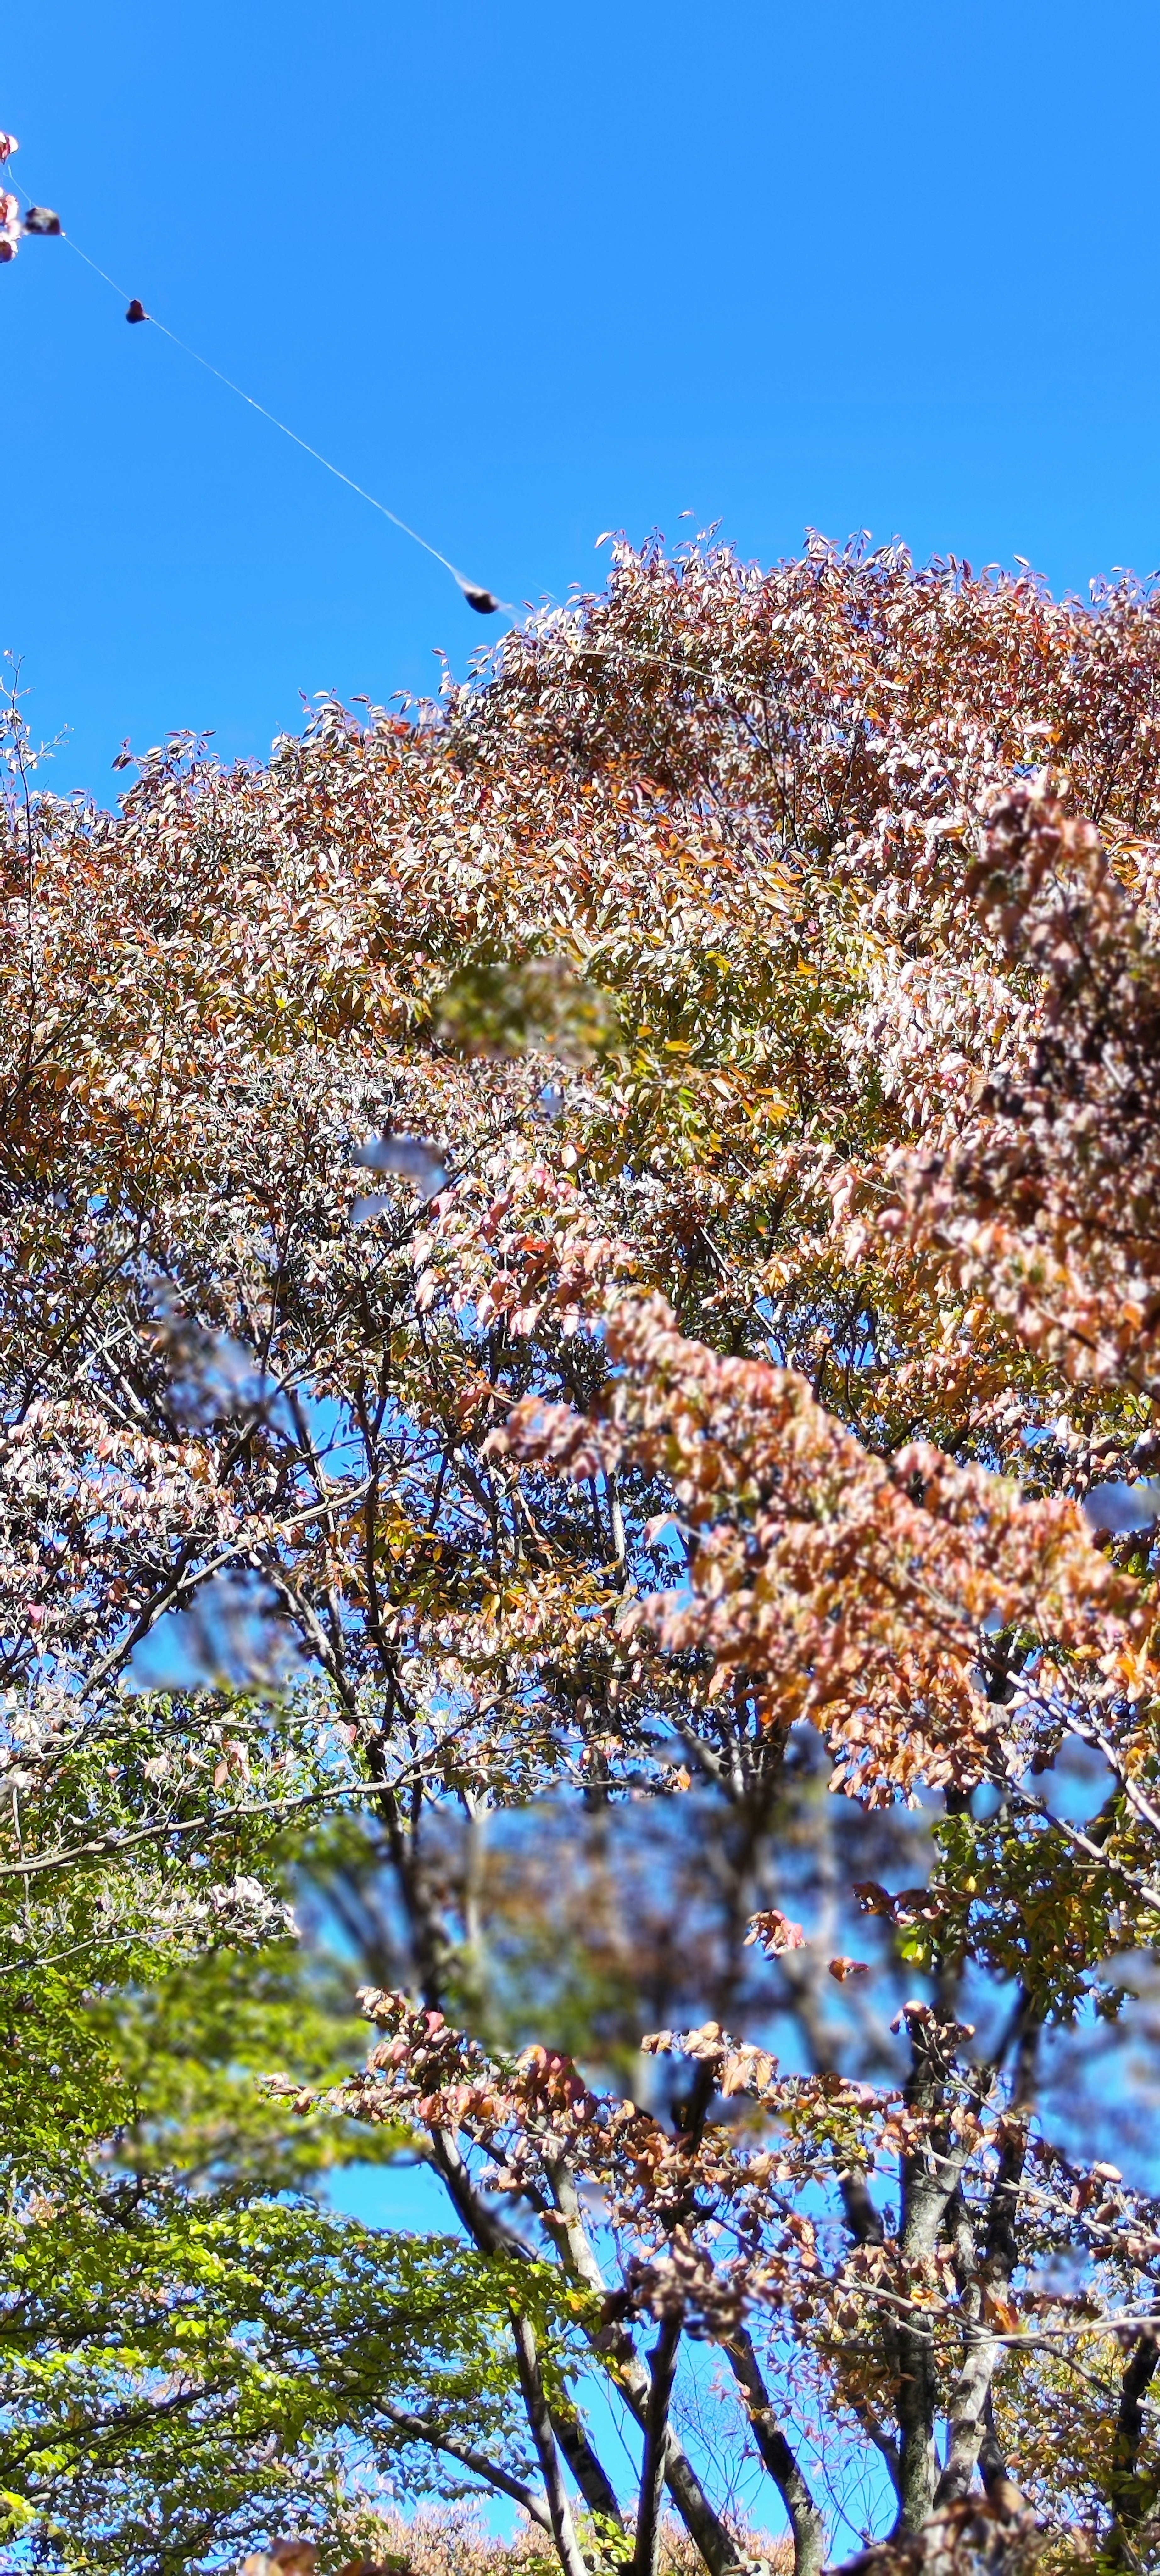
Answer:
[4,532,1160,2576]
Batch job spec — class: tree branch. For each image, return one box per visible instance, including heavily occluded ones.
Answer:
[725,2324,826,2576]
[1107,2328,1160,2563]
[936,2009,1038,2510]
[633,2314,682,2576]
[375,2401,553,2530]
[510,2308,590,2576]
[545,2156,747,2576]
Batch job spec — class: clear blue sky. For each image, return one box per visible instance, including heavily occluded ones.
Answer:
[5,0,1160,801]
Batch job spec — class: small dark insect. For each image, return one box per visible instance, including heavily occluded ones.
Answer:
[0,240,15,266]
[23,206,62,235]
[461,585,500,615]
[125,297,148,323]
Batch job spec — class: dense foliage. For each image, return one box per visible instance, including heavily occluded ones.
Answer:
[4,531,1160,2575]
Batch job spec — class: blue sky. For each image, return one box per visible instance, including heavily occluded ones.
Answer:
[5,0,1160,800]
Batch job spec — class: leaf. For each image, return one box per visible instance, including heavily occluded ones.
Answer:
[745,1909,806,1955]
[980,2291,1023,2335]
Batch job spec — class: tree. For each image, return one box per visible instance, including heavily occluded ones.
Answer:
[3,531,1160,2573]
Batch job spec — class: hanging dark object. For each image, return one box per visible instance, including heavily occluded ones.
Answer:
[1,119,521,629]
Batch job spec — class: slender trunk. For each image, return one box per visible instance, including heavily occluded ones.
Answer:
[553,2406,626,2529]
[937,2333,1031,2516]
[633,2315,683,2576]
[369,1740,738,2576]
[1107,2328,1160,2564]
[977,2393,1027,2520]
[546,2157,747,2576]
[840,2167,885,2247]
[429,2129,624,2527]
[937,2012,1038,2510]
[894,2322,938,2531]
[894,2009,973,2533]
[660,2438,746,2576]
[368,1756,453,2006]
[935,2327,1002,2512]
[726,2326,826,2576]
[606,1467,627,1576]
[371,1774,627,2555]
[510,2308,590,2576]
